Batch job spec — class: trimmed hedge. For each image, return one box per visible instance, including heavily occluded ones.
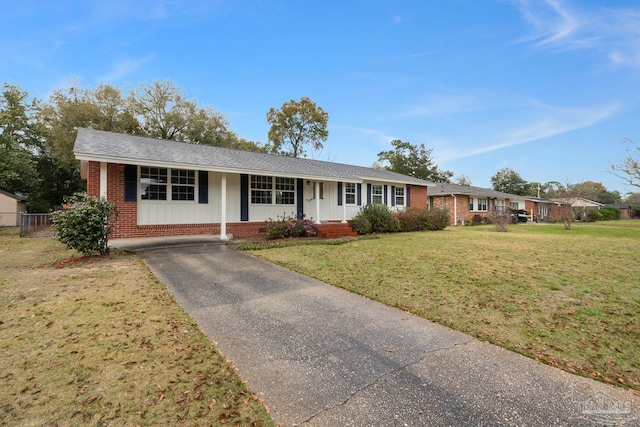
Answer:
[396,208,450,231]
[352,205,449,235]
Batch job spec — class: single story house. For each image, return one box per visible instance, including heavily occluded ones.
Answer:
[0,189,28,227]
[605,203,636,219]
[524,197,572,222]
[73,128,434,239]
[428,183,527,225]
[551,197,604,220]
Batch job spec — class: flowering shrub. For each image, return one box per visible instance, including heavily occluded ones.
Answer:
[266,214,317,239]
[51,196,118,255]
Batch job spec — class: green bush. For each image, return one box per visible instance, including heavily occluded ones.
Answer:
[265,214,317,239]
[351,216,372,235]
[584,209,602,222]
[51,196,118,255]
[599,207,621,221]
[352,203,398,234]
[395,208,449,231]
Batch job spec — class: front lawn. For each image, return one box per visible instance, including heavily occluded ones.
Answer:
[248,221,640,390]
[0,227,274,426]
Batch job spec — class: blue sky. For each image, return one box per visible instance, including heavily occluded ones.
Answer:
[3,0,640,195]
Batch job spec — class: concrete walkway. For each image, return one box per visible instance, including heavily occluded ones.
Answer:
[117,240,640,426]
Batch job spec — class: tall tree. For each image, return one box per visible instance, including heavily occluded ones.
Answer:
[566,181,620,203]
[375,139,453,182]
[453,175,472,186]
[267,97,328,158]
[128,81,264,151]
[0,84,41,195]
[611,138,640,189]
[490,167,529,195]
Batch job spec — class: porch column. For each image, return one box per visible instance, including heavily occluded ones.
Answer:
[315,181,321,225]
[452,194,457,226]
[99,162,107,198]
[220,173,228,240]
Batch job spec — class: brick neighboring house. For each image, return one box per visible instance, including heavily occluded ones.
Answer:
[73,128,434,240]
[0,189,28,226]
[428,183,527,225]
[524,197,572,222]
[605,203,636,219]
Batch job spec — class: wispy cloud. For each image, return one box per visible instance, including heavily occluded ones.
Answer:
[100,55,156,82]
[435,101,619,163]
[345,127,399,145]
[399,94,482,118]
[511,0,640,67]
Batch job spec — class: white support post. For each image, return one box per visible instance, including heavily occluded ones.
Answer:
[452,194,457,226]
[341,183,347,223]
[220,173,228,240]
[100,162,107,198]
[315,182,321,224]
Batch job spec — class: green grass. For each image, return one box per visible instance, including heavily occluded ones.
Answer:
[0,227,274,426]
[248,221,640,390]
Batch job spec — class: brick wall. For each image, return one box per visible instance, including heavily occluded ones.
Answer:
[429,194,472,225]
[408,185,428,209]
[87,161,101,197]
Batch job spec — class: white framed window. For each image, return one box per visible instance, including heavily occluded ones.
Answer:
[141,167,168,200]
[345,182,356,205]
[495,199,505,213]
[141,167,196,201]
[395,187,405,206]
[468,197,474,211]
[510,201,519,209]
[477,198,488,211]
[251,175,295,205]
[371,185,383,204]
[171,169,195,201]
[275,177,295,204]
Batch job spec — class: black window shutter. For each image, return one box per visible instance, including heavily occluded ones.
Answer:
[384,185,388,205]
[391,186,395,206]
[241,174,249,221]
[357,183,362,206]
[198,171,208,204]
[296,178,304,219]
[406,186,411,207]
[367,183,372,204]
[124,165,137,202]
[337,182,343,206]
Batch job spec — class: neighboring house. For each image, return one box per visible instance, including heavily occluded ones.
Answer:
[524,197,572,222]
[551,197,604,220]
[428,183,527,225]
[73,128,434,239]
[0,189,28,226]
[605,203,635,219]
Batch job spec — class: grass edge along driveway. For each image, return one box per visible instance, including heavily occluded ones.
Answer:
[247,221,640,392]
[0,228,274,427]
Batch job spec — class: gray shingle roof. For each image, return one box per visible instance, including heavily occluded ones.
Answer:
[433,182,526,199]
[74,128,433,186]
[0,189,28,202]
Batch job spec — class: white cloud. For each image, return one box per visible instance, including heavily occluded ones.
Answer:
[100,55,155,82]
[435,101,619,163]
[511,0,640,67]
[399,94,481,118]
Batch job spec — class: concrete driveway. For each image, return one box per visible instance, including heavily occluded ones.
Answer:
[130,242,639,426]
